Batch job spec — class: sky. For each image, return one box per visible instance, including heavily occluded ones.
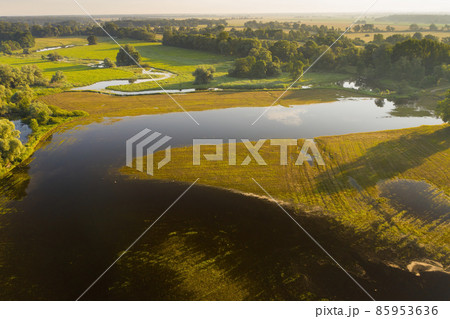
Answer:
[0,0,449,16]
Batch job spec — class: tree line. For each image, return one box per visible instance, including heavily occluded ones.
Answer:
[0,64,86,173]
[163,27,449,89]
[0,18,229,52]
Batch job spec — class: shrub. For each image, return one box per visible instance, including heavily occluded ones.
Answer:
[103,58,115,68]
[50,71,66,84]
[116,45,141,66]
[193,66,215,85]
[0,118,25,170]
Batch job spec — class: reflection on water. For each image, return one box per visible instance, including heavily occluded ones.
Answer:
[389,99,436,118]
[265,107,307,126]
[89,98,442,146]
[378,179,450,223]
[12,120,31,143]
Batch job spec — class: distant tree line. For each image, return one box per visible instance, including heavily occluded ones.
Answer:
[0,18,229,53]
[163,26,450,90]
[376,15,450,25]
[0,21,35,54]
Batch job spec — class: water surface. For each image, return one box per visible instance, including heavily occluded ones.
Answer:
[0,98,447,300]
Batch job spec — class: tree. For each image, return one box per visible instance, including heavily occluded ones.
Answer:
[0,42,12,55]
[373,34,384,44]
[192,66,215,85]
[0,118,25,170]
[27,101,53,125]
[438,90,450,123]
[412,32,423,40]
[228,56,256,77]
[386,26,395,32]
[270,40,298,62]
[266,61,282,77]
[46,52,62,61]
[429,24,438,31]
[424,34,439,41]
[289,58,305,80]
[409,24,420,31]
[116,44,141,66]
[250,60,267,78]
[50,70,66,84]
[87,35,98,45]
[103,58,115,68]
[10,86,34,112]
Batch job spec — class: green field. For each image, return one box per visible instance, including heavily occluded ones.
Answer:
[0,37,354,91]
[121,124,450,266]
[0,37,233,86]
[0,37,137,86]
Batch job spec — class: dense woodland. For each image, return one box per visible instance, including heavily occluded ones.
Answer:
[163,25,450,94]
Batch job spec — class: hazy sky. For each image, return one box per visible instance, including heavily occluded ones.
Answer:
[0,0,449,16]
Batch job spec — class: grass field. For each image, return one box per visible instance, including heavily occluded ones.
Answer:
[121,124,450,266]
[40,88,369,118]
[0,37,234,87]
[1,36,354,91]
[0,37,138,86]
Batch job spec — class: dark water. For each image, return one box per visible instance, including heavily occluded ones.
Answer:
[0,98,448,300]
[378,179,450,223]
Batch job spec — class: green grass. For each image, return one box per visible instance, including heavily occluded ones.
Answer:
[121,124,450,266]
[107,70,352,92]
[32,36,89,50]
[0,37,139,86]
[0,37,236,87]
[1,37,353,91]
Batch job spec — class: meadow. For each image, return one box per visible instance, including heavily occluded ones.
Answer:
[121,124,450,267]
[0,37,233,86]
[0,37,354,91]
[40,88,368,118]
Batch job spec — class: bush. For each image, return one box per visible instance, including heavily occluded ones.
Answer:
[438,90,450,123]
[27,101,53,125]
[193,66,215,85]
[116,45,141,66]
[50,71,66,84]
[29,118,39,131]
[103,58,115,68]
[87,35,98,45]
[46,52,62,61]
[0,118,25,170]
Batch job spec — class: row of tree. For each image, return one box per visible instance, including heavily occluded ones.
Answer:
[164,26,449,90]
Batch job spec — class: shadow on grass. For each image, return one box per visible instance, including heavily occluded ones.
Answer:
[316,126,450,195]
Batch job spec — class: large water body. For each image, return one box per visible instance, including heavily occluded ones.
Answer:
[0,98,447,300]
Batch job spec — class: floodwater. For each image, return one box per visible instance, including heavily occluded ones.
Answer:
[69,70,196,96]
[0,98,448,300]
[378,179,450,223]
[12,120,32,143]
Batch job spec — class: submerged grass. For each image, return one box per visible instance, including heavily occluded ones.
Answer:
[121,124,450,266]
